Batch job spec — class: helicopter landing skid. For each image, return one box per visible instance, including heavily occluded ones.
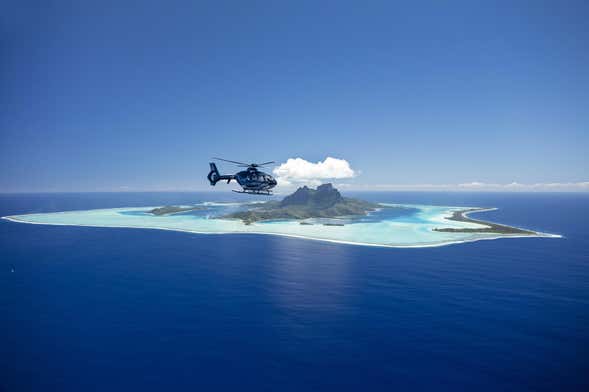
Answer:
[232,190,273,196]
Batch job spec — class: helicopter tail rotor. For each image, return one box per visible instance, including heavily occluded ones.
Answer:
[207,163,221,185]
[208,162,235,186]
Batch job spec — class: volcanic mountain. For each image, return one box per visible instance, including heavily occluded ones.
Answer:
[222,183,379,224]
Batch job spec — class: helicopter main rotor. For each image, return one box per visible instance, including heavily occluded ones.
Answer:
[212,157,275,168]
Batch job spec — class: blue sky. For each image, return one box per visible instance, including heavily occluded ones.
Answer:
[1,0,588,192]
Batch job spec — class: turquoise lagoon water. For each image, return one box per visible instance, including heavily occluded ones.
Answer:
[4,202,558,247]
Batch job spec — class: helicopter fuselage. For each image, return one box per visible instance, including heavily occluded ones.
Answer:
[235,167,277,192]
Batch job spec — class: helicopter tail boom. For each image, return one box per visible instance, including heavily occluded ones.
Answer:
[207,162,235,186]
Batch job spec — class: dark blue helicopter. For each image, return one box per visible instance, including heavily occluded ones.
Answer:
[207,158,278,195]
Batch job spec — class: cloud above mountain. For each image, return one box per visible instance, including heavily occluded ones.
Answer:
[273,157,356,187]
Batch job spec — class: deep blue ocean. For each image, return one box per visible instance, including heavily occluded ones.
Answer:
[1,192,588,391]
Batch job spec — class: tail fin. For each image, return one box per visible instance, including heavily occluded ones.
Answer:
[207,163,221,185]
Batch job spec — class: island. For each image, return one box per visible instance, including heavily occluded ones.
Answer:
[2,184,560,248]
[220,183,380,224]
[433,208,535,234]
[148,205,207,216]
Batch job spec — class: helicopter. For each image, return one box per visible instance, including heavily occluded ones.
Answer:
[207,158,278,195]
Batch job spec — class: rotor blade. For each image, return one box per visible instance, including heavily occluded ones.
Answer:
[212,157,249,166]
[257,161,275,166]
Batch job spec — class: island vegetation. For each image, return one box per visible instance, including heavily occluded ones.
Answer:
[148,205,207,216]
[433,208,536,235]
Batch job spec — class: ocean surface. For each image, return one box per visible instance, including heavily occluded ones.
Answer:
[1,192,588,391]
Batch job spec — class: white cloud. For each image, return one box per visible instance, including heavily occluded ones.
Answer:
[348,181,589,192]
[458,181,486,188]
[456,181,589,191]
[273,157,356,187]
